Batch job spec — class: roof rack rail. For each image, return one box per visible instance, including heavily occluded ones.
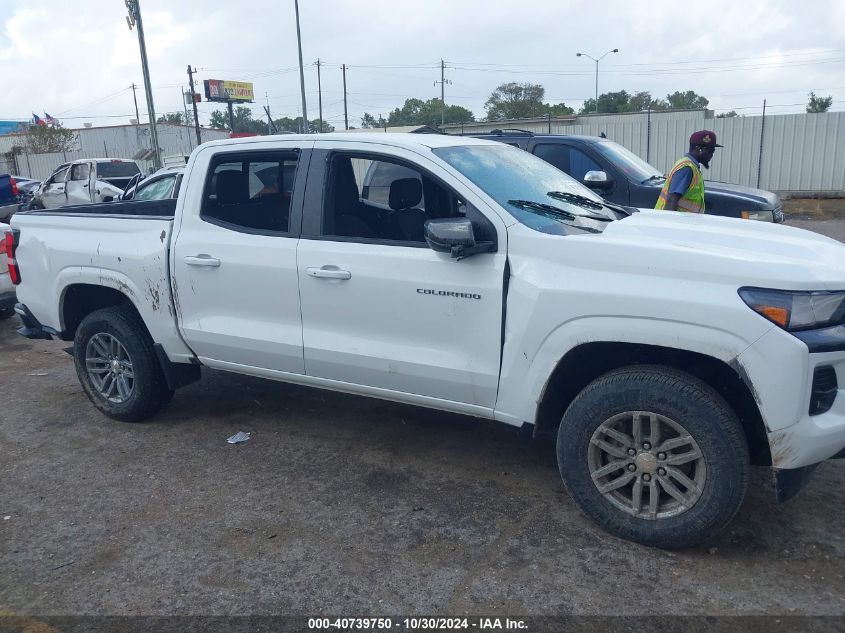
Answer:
[488,128,535,136]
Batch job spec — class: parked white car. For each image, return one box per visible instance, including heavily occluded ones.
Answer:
[8,133,845,548]
[32,158,142,209]
[119,166,185,202]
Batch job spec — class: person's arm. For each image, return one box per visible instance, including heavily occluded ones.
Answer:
[665,166,693,211]
[664,192,682,211]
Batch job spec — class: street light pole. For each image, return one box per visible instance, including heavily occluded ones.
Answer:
[125,0,162,170]
[576,48,618,114]
[294,0,309,132]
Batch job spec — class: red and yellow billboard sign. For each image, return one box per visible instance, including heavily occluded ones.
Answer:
[203,79,255,103]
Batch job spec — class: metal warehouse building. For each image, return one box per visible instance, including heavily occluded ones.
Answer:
[0,123,229,180]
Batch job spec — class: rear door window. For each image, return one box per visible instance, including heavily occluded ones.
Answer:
[201,152,298,233]
[96,161,141,178]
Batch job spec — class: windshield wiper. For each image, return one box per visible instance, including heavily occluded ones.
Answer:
[506,199,603,233]
[544,191,613,220]
[601,200,633,216]
[546,190,632,217]
[508,199,576,218]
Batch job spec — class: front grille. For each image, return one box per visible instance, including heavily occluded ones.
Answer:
[809,366,838,415]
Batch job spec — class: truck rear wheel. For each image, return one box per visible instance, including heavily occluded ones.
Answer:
[73,306,172,422]
[557,365,749,549]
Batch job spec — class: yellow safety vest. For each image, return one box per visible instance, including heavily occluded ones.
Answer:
[655,156,705,213]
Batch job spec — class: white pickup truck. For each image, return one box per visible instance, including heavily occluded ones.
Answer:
[32,158,142,209]
[7,134,845,548]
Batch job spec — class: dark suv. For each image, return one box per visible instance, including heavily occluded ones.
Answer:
[468,130,784,223]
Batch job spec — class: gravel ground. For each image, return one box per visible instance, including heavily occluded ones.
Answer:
[0,219,843,618]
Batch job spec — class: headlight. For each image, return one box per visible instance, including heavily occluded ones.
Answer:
[740,210,773,222]
[739,287,845,331]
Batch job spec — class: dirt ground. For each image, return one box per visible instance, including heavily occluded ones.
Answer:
[0,218,843,619]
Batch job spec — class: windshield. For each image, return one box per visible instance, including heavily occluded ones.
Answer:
[96,161,141,178]
[592,140,663,183]
[433,144,614,235]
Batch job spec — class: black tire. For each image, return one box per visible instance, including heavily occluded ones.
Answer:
[0,306,14,321]
[73,306,171,422]
[557,365,749,549]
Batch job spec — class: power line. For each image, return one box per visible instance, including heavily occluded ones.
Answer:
[447,47,845,69]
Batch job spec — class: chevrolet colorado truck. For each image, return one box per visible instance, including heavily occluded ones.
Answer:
[7,134,845,548]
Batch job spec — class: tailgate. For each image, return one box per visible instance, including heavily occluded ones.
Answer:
[0,223,8,274]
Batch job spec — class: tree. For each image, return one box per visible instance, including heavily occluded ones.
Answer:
[716,110,739,118]
[272,116,333,134]
[361,113,387,129]
[806,91,833,113]
[664,90,709,110]
[19,123,76,153]
[157,113,184,125]
[384,98,474,127]
[580,89,709,114]
[485,82,547,120]
[580,90,633,115]
[485,82,575,120]
[208,105,268,134]
[546,102,575,117]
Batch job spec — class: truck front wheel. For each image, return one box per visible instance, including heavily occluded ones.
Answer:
[73,306,172,422]
[557,365,749,548]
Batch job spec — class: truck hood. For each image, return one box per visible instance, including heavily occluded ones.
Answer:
[593,210,845,290]
[704,180,779,209]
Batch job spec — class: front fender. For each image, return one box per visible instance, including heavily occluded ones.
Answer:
[494,314,771,428]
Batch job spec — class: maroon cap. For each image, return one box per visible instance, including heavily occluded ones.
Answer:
[689,130,723,147]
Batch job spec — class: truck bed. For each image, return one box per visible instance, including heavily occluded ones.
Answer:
[24,199,176,219]
[10,207,191,360]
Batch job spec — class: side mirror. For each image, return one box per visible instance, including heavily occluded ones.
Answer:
[583,170,613,190]
[424,217,496,260]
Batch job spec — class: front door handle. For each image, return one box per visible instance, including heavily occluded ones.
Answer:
[184,254,221,267]
[306,266,351,280]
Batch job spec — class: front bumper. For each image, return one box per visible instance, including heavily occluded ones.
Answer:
[766,381,845,470]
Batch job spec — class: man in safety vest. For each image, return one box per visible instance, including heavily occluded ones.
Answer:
[655,130,723,213]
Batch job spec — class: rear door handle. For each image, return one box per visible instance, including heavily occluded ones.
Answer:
[306,266,351,280]
[184,254,221,267]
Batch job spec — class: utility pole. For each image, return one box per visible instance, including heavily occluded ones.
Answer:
[125,0,161,170]
[227,102,236,134]
[316,58,323,133]
[181,88,190,128]
[264,105,277,134]
[130,83,140,123]
[757,99,767,188]
[181,87,193,151]
[342,64,349,130]
[294,0,309,132]
[434,59,452,128]
[186,65,202,146]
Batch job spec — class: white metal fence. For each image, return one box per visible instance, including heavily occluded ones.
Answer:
[0,123,228,181]
[445,110,845,193]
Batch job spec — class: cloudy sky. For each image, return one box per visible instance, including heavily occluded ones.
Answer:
[1,0,844,129]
